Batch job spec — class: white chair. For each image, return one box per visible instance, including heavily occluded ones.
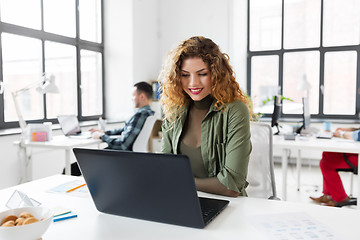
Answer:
[132,115,158,152]
[246,122,279,200]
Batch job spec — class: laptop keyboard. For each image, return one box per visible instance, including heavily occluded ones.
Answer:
[199,197,226,224]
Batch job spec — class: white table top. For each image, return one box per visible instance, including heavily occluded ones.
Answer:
[273,135,360,154]
[13,135,102,149]
[1,175,359,240]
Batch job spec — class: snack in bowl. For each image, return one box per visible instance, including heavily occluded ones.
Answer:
[0,207,53,240]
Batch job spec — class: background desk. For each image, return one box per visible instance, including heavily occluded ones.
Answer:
[273,135,360,207]
[13,136,102,182]
[0,175,359,239]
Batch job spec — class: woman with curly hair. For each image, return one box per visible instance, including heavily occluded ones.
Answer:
[158,36,252,197]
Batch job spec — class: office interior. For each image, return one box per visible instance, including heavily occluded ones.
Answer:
[0,0,359,207]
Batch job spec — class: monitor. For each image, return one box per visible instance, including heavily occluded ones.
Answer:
[271,95,282,135]
[296,97,310,134]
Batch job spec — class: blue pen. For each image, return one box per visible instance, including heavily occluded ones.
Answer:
[53,212,78,222]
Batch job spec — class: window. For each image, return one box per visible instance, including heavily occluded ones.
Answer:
[2,33,43,122]
[79,0,102,43]
[80,50,103,116]
[45,41,77,118]
[0,0,41,30]
[248,0,360,120]
[43,0,76,37]
[0,0,104,129]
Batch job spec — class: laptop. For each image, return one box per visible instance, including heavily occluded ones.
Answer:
[57,115,92,139]
[73,148,229,228]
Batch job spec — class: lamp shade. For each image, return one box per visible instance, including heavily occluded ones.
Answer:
[296,75,311,91]
[36,75,59,94]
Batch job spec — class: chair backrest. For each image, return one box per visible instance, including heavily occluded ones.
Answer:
[246,122,279,200]
[132,115,158,152]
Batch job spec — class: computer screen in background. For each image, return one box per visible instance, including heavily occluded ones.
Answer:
[271,95,282,135]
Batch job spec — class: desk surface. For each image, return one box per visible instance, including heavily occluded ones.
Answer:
[0,175,359,240]
[14,135,102,149]
[273,135,360,154]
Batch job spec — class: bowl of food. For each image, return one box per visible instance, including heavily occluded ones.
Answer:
[0,206,53,240]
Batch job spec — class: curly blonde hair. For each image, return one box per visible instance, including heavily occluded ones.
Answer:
[158,36,249,122]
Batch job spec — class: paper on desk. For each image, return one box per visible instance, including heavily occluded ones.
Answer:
[47,180,89,198]
[249,212,343,240]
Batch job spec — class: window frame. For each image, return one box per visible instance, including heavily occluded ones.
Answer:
[247,0,360,120]
[0,0,104,130]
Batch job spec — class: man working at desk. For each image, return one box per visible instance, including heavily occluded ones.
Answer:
[90,81,154,149]
[310,127,360,207]
[65,81,154,175]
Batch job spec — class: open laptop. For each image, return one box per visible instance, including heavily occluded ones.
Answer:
[57,115,92,139]
[73,148,229,228]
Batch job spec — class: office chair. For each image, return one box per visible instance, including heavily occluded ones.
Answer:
[335,153,357,207]
[246,122,280,200]
[132,115,158,152]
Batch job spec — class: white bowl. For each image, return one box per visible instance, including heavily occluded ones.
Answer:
[0,206,53,240]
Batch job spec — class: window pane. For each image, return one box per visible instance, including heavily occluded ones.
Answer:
[284,0,321,49]
[45,41,77,118]
[80,50,102,116]
[249,0,282,51]
[2,33,43,122]
[324,51,356,114]
[251,55,279,114]
[0,0,41,29]
[43,0,76,37]
[79,0,102,43]
[283,51,319,114]
[323,0,360,46]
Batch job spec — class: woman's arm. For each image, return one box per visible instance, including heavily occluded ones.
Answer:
[195,177,239,197]
[161,119,173,154]
[213,101,251,196]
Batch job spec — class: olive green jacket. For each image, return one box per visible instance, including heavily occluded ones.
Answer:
[161,100,252,196]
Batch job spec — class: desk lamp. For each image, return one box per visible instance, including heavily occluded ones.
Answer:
[11,74,59,143]
[296,75,311,99]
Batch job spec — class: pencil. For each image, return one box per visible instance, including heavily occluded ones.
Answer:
[53,213,78,222]
[66,183,86,193]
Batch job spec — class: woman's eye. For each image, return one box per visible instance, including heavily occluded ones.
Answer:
[199,73,208,76]
[181,74,190,77]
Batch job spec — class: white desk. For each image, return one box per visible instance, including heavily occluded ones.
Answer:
[13,136,102,182]
[273,135,360,207]
[0,175,359,239]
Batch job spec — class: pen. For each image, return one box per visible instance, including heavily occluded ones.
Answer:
[66,183,86,193]
[53,213,78,222]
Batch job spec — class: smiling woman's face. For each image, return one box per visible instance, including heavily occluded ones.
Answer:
[180,57,212,101]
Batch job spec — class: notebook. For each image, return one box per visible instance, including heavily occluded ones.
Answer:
[73,148,229,228]
[57,115,92,139]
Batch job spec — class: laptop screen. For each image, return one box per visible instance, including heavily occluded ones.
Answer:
[57,115,81,136]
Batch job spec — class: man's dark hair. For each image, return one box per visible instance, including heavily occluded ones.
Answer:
[134,81,153,100]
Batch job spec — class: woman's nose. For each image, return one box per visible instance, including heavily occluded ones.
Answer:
[189,74,199,85]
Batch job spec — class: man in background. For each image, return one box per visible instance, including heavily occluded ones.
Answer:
[90,81,154,150]
[66,81,155,175]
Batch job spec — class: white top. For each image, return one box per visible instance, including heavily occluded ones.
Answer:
[0,175,359,240]
[13,135,102,150]
[273,135,360,154]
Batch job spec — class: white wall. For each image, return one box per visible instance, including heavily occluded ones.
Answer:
[103,0,134,121]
